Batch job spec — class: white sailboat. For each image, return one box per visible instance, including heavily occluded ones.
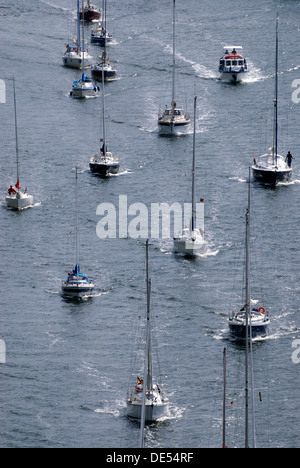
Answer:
[228,170,270,340]
[70,1,99,99]
[174,96,208,256]
[127,240,169,425]
[158,0,190,135]
[252,15,292,185]
[62,167,94,299]
[63,0,93,69]
[6,78,33,211]
[89,63,119,176]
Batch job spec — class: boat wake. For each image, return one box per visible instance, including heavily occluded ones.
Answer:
[277,179,300,187]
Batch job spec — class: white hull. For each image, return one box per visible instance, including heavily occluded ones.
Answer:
[219,71,247,82]
[158,121,190,135]
[71,87,97,99]
[6,192,33,210]
[127,400,169,422]
[61,282,94,298]
[174,229,207,256]
[62,52,93,70]
[71,79,98,99]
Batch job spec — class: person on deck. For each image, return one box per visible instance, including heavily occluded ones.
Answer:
[8,185,17,195]
[286,151,294,168]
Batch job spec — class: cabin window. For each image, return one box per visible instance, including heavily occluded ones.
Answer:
[226,60,231,66]
[238,60,243,66]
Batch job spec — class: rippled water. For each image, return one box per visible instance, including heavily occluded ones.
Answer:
[0,0,299,448]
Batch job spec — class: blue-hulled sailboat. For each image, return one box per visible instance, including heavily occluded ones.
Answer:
[62,168,94,299]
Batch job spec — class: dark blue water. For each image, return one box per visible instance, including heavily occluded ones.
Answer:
[0,0,300,448]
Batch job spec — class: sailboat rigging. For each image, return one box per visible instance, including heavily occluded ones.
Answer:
[63,0,93,69]
[70,1,99,99]
[158,0,190,135]
[6,78,33,211]
[228,169,270,339]
[62,167,94,299]
[89,63,119,176]
[174,96,208,256]
[127,240,169,426]
[252,14,292,185]
[91,0,117,82]
[91,0,113,46]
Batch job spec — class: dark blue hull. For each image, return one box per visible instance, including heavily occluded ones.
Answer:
[91,68,117,82]
[229,322,269,340]
[89,162,119,177]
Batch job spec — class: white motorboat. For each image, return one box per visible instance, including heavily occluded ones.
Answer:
[219,46,248,83]
[252,16,292,185]
[62,0,93,69]
[228,170,270,340]
[6,78,33,211]
[127,241,169,429]
[62,168,94,299]
[174,97,208,257]
[158,0,190,135]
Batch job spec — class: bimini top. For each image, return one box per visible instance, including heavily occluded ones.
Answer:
[63,264,90,283]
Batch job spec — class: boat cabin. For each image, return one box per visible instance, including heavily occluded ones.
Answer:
[219,46,247,72]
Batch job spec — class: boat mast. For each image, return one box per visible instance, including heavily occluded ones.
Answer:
[140,239,152,448]
[81,0,85,73]
[191,96,197,232]
[75,167,79,281]
[77,0,81,52]
[245,169,251,449]
[12,78,20,188]
[273,14,279,166]
[101,62,107,161]
[171,0,176,117]
[222,347,227,449]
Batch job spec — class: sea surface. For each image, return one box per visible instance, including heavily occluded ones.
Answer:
[0,0,300,448]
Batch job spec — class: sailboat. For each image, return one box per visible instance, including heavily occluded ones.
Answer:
[6,78,33,211]
[62,167,94,298]
[127,240,169,424]
[70,1,99,99]
[252,15,292,185]
[80,0,101,22]
[174,97,208,256]
[91,0,112,46]
[158,0,190,135]
[89,64,119,176]
[91,0,117,83]
[63,0,93,69]
[228,170,270,340]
